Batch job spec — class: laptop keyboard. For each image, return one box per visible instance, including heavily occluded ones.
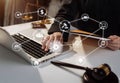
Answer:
[12,33,51,59]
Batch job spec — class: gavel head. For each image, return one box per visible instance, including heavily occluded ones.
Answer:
[83,64,119,83]
[92,64,111,80]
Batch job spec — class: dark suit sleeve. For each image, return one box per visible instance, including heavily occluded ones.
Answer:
[48,0,80,34]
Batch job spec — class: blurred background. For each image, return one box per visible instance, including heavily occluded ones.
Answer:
[0,0,69,26]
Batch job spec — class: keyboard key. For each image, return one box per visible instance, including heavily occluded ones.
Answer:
[12,34,51,59]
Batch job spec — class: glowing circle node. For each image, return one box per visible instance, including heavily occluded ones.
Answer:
[36,33,44,38]
[98,39,108,48]
[99,21,108,30]
[81,13,90,21]
[59,20,71,32]
[37,7,47,17]
[12,42,21,52]
[15,11,22,18]
[33,61,39,66]
[79,57,85,63]
[32,30,44,42]
[50,41,63,53]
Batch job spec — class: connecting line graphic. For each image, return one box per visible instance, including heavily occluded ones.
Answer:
[70,28,101,42]
[58,13,109,49]
[12,39,31,52]
[70,14,99,23]
[23,11,38,15]
[15,7,47,19]
[15,7,109,55]
[78,47,100,64]
[89,17,100,23]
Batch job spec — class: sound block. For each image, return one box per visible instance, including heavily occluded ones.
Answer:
[83,71,119,83]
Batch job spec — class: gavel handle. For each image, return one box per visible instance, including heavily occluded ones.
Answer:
[51,61,90,71]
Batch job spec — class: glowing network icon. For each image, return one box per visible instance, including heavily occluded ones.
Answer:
[15,7,109,56]
[57,13,109,48]
[98,39,108,48]
[15,12,23,18]
[12,42,22,52]
[37,7,47,17]
[15,7,47,19]
[32,29,45,42]
[81,13,90,21]
[99,21,108,30]
[59,20,71,32]
[49,41,63,53]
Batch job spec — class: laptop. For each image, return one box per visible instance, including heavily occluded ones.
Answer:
[0,27,71,66]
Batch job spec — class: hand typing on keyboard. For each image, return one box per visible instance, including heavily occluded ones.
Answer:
[12,34,51,59]
[41,32,63,52]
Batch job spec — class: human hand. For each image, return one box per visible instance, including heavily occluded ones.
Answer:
[41,32,63,51]
[107,35,120,51]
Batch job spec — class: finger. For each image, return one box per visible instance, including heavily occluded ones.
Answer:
[107,43,119,51]
[107,46,115,51]
[108,40,119,47]
[41,36,50,49]
[108,38,120,45]
[53,32,62,41]
[108,44,119,49]
[107,45,119,51]
[60,36,63,43]
[108,35,118,41]
[54,35,58,42]
[54,35,61,42]
[45,35,54,51]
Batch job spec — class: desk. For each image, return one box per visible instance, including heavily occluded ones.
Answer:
[0,22,120,83]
